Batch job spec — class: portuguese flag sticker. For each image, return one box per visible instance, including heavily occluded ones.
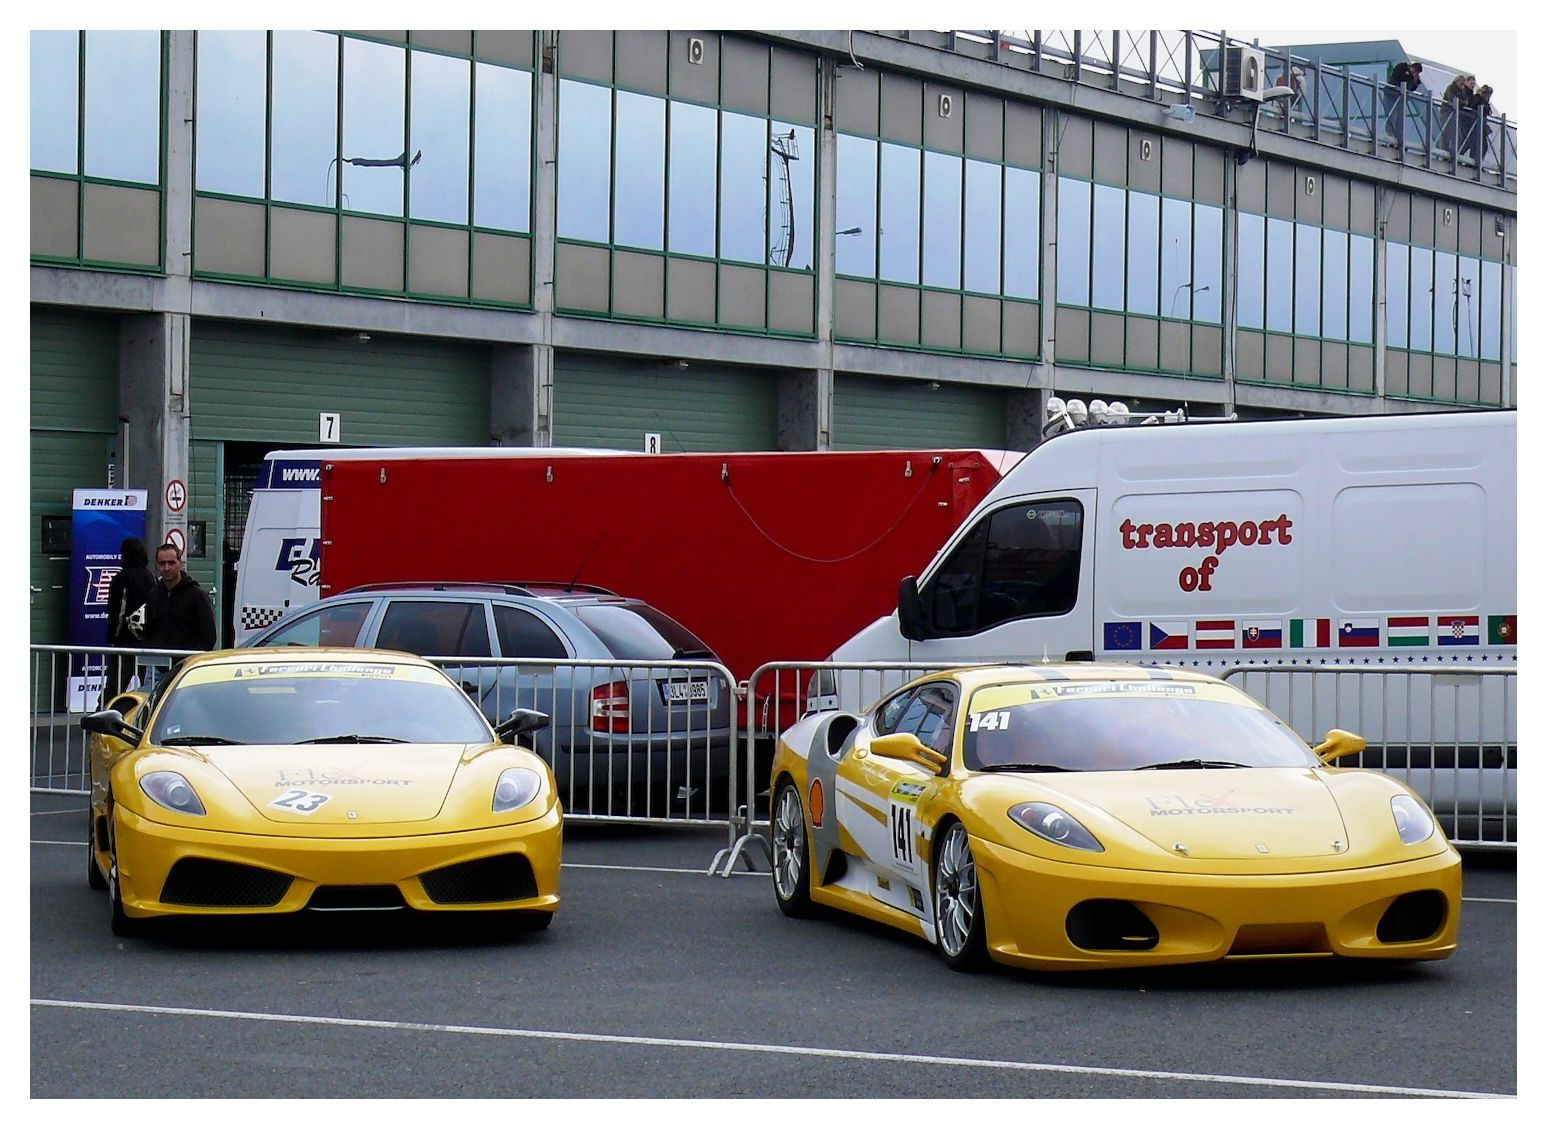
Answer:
[1488,615,1517,645]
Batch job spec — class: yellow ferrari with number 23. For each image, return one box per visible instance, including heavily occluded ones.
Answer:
[770,664,1460,972]
[83,648,562,937]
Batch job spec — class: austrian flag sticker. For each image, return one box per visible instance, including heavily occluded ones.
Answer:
[1194,620,1236,649]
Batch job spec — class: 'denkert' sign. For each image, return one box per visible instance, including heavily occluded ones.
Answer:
[67,489,147,712]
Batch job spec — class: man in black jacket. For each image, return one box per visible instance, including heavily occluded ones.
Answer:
[102,536,156,702]
[145,542,217,655]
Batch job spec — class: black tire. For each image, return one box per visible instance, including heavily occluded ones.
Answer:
[86,810,107,891]
[771,779,815,918]
[107,824,144,938]
[932,821,987,972]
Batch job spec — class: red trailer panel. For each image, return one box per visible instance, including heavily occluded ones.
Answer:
[318,449,1016,688]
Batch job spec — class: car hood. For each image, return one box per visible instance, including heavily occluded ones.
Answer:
[1037,768,1351,860]
[201,744,480,825]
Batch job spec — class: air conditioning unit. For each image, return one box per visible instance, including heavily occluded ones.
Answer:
[1222,45,1266,100]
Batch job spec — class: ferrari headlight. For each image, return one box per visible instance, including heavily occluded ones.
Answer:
[1390,795,1436,845]
[1009,802,1103,852]
[493,767,542,813]
[140,770,206,816]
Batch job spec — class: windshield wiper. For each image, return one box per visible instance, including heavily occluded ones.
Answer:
[1135,758,1250,770]
[976,762,1076,773]
[297,734,409,745]
[160,735,245,745]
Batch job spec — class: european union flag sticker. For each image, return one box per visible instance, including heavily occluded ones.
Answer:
[1103,621,1143,651]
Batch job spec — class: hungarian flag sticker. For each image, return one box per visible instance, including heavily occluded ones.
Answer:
[1386,615,1431,647]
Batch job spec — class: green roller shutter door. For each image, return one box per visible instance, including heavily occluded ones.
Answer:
[189,323,490,446]
[31,309,120,644]
[553,352,778,452]
[832,375,1006,450]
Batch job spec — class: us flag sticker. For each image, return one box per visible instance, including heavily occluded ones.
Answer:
[1386,616,1430,647]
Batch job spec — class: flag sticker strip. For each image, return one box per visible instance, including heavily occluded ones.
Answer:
[1194,619,1236,649]
[1437,615,1480,646]
[1103,621,1143,651]
[1241,619,1282,649]
[1149,620,1189,651]
[1385,615,1430,647]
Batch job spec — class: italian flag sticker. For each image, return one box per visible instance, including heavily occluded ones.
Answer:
[1289,618,1331,648]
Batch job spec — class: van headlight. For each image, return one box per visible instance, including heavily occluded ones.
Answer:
[1009,802,1103,852]
[1390,795,1436,845]
[493,767,542,813]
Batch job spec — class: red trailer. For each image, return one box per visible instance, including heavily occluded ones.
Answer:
[317,448,1018,725]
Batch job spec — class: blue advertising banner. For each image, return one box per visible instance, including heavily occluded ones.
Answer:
[68,488,148,711]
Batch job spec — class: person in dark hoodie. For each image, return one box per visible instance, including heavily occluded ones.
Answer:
[101,535,156,702]
[145,541,217,656]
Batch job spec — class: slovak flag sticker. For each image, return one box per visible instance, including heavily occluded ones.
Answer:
[1242,619,1283,649]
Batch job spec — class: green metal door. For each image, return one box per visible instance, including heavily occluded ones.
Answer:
[553,352,779,451]
[832,375,1007,450]
[31,309,120,644]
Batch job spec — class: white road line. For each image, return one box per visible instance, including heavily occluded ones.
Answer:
[31,808,85,817]
[29,998,1508,1098]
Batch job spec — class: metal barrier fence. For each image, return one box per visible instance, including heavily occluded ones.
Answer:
[30,649,1517,872]
[711,659,1518,876]
[28,645,742,849]
[1223,665,1516,850]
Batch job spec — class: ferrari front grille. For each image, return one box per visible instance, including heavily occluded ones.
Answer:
[307,885,407,911]
[160,858,293,907]
[419,853,538,904]
[1376,890,1447,943]
[1065,899,1160,951]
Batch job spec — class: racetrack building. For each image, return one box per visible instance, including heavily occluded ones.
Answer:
[29,30,1517,644]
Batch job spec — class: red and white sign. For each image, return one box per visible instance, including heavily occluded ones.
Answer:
[165,479,187,513]
[165,527,186,557]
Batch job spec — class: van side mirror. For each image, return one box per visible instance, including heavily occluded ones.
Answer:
[869,732,948,775]
[1312,728,1367,764]
[496,708,550,743]
[897,576,927,641]
[81,709,144,746]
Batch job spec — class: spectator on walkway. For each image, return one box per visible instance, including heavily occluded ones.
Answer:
[145,542,217,655]
[101,536,155,703]
[1440,74,1475,152]
[1470,84,1495,161]
[1384,59,1424,142]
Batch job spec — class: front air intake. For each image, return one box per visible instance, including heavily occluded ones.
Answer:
[161,858,292,907]
[1377,890,1447,943]
[420,854,538,904]
[1066,899,1160,951]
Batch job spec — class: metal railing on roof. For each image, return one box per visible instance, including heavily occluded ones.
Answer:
[881,30,1516,191]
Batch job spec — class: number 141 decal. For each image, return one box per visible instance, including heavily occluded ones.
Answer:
[271,789,330,813]
[890,803,914,865]
[969,710,1012,732]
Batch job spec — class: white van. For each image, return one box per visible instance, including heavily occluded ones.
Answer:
[828,409,1517,839]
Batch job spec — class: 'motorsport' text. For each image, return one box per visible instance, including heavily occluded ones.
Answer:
[1119,514,1293,592]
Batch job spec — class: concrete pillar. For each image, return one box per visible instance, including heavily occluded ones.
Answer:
[524,30,561,447]
[490,344,551,447]
[776,369,832,450]
[1373,184,1390,404]
[1221,151,1239,414]
[120,313,192,551]
[1004,388,1046,451]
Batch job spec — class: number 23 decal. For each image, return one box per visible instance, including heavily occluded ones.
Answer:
[272,789,330,813]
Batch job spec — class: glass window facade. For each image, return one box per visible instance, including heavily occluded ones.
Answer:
[1236,208,1378,355]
